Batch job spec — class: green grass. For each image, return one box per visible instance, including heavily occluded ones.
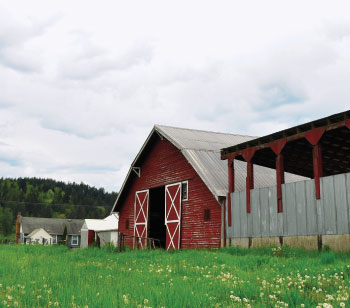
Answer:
[1,245,350,307]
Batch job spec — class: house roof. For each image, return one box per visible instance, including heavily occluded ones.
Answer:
[111,125,305,212]
[21,217,84,235]
[27,228,52,239]
[82,213,119,231]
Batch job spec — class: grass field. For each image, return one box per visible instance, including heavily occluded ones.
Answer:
[1,245,350,307]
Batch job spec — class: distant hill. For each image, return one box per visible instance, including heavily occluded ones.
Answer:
[0,177,118,236]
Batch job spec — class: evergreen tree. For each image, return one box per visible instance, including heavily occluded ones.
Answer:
[0,177,118,237]
[1,208,14,236]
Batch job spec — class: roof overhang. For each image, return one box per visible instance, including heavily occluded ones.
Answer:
[110,127,159,213]
[221,110,350,178]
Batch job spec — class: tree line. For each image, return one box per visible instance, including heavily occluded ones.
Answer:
[0,177,118,236]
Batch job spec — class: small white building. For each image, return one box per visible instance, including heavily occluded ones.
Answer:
[95,229,119,247]
[26,228,53,245]
[81,213,119,248]
[17,216,84,248]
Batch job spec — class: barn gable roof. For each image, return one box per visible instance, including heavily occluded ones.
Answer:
[111,125,305,212]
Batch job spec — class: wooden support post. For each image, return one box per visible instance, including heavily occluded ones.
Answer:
[270,139,287,213]
[242,148,256,214]
[313,143,323,199]
[228,159,235,193]
[246,161,254,213]
[276,153,285,212]
[305,128,324,200]
[227,159,234,227]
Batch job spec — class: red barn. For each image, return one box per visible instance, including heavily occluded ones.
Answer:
[111,125,289,249]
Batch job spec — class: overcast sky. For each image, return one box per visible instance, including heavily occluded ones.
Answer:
[0,1,349,192]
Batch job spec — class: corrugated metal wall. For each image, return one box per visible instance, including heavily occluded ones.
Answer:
[226,172,350,238]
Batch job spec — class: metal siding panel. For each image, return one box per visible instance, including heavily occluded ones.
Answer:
[260,188,270,237]
[282,184,288,235]
[251,189,261,237]
[334,174,349,234]
[305,179,318,235]
[239,191,248,237]
[225,196,232,238]
[295,181,307,236]
[225,197,229,237]
[232,192,241,238]
[285,182,297,236]
[268,186,279,236]
[314,178,325,234]
[321,176,337,234]
[347,173,350,233]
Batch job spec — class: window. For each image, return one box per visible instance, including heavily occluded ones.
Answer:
[71,235,79,246]
[204,209,211,221]
[181,181,188,201]
[125,219,129,230]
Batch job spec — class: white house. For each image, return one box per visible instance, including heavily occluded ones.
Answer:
[17,215,84,248]
[26,228,53,244]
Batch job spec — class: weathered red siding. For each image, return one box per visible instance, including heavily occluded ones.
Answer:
[118,136,221,248]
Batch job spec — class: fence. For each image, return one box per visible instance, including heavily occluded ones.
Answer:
[118,233,161,252]
[0,239,13,245]
[226,172,350,238]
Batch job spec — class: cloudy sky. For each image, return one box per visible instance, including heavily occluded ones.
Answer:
[0,1,349,192]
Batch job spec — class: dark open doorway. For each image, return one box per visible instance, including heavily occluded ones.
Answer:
[148,186,166,248]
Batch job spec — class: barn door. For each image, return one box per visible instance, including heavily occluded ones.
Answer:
[134,190,149,248]
[165,183,182,250]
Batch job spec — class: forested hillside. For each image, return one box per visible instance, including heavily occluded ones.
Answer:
[0,178,118,236]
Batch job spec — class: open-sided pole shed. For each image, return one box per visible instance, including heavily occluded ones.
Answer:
[222,110,350,216]
[221,110,350,250]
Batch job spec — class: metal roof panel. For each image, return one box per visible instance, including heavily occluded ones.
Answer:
[111,124,306,212]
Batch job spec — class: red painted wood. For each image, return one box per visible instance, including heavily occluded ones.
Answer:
[227,159,234,227]
[242,149,255,213]
[269,139,286,213]
[305,127,325,145]
[221,119,347,161]
[134,190,149,248]
[246,162,254,213]
[269,138,287,155]
[276,153,285,213]
[228,159,235,193]
[117,137,221,249]
[88,230,95,245]
[346,119,350,129]
[241,148,256,163]
[313,143,323,200]
[165,183,181,250]
[304,128,324,200]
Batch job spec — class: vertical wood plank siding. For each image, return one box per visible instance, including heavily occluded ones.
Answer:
[118,137,221,248]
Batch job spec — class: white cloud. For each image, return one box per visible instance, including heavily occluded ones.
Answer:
[0,0,349,192]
